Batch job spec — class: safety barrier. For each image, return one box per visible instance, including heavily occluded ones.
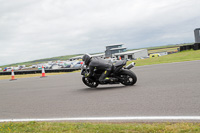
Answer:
[193,43,200,50]
[0,68,80,75]
[179,43,200,51]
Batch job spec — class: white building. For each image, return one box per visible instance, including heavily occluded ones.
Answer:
[114,49,148,60]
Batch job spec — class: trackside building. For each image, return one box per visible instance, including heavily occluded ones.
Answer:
[105,44,127,58]
[114,49,148,60]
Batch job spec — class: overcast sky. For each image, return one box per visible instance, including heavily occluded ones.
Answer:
[0,0,200,66]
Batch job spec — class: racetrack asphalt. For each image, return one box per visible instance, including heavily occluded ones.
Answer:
[0,60,200,122]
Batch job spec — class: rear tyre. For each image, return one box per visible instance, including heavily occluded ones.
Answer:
[82,77,99,88]
[119,69,137,86]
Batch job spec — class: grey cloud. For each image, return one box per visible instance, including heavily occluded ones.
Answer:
[0,0,200,66]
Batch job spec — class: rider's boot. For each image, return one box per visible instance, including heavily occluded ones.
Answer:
[104,77,111,83]
[110,77,118,82]
[100,77,110,84]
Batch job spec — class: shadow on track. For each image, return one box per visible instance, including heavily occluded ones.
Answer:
[80,85,129,92]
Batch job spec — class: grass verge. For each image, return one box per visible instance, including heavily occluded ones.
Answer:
[128,50,200,66]
[0,70,80,80]
[0,122,200,132]
[148,47,179,54]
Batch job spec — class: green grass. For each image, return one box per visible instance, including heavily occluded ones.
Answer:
[145,43,193,50]
[128,43,193,51]
[148,47,179,54]
[0,122,200,133]
[128,50,200,66]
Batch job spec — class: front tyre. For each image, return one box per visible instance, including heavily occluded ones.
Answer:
[119,69,137,86]
[82,77,99,88]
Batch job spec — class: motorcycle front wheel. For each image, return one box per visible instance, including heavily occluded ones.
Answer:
[119,69,137,86]
[82,77,99,88]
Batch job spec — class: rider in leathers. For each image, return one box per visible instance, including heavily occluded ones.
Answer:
[82,54,113,83]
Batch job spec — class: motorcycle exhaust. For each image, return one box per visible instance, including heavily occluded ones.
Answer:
[125,62,135,69]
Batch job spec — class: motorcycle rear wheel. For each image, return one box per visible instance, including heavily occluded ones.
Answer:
[82,77,99,88]
[119,69,137,86]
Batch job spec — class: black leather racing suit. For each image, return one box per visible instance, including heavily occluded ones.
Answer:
[87,57,113,83]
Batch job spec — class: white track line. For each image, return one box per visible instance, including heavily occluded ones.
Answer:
[1,116,200,122]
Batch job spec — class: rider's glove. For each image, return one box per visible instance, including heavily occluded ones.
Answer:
[85,73,89,77]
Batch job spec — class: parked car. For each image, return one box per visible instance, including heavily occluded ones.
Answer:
[63,62,72,68]
[71,61,83,69]
[3,67,12,71]
[49,64,60,69]
[3,67,7,71]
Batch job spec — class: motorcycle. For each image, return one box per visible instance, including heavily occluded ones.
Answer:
[81,60,137,88]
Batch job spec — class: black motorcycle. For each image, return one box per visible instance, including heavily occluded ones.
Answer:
[81,60,137,88]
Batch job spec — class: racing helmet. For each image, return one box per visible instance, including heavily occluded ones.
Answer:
[82,53,92,66]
